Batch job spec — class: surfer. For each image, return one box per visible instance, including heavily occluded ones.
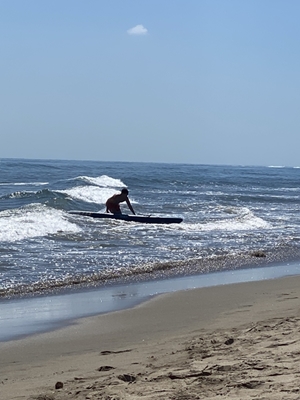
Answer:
[106,188,136,215]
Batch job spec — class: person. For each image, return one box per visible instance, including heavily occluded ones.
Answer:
[106,188,136,215]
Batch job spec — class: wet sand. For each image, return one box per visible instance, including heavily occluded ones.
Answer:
[2,261,300,342]
[1,274,300,399]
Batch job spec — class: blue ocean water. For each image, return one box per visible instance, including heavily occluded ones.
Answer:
[1,158,300,298]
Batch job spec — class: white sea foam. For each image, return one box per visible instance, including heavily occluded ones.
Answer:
[58,186,117,204]
[0,204,81,243]
[59,185,138,205]
[4,191,35,199]
[185,208,270,232]
[74,175,125,188]
[0,182,48,186]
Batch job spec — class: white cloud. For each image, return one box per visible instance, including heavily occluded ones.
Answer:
[127,24,148,36]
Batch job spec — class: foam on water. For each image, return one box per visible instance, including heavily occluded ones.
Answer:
[58,184,138,206]
[58,186,117,205]
[58,174,128,204]
[0,204,81,242]
[1,160,300,299]
[268,166,286,168]
[73,175,125,187]
[2,191,35,199]
[183,208,270,232]
[0,182,48,186]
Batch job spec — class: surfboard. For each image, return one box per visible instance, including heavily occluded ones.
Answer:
[69,211,183,224]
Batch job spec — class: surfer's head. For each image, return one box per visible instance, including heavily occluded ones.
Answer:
[121,188,129,195]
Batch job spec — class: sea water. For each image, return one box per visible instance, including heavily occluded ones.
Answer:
[1,158,300,298]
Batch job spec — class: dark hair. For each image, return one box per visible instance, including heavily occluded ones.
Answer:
[121,188,129,195]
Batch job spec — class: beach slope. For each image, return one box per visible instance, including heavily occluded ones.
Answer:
[1,275,300,399]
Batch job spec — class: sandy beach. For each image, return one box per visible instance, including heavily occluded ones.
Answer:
[1,275,300,399]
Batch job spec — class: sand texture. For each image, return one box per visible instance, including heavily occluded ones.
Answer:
[1,275,300,399]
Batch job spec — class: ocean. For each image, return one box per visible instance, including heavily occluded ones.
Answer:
[1,158,300,299]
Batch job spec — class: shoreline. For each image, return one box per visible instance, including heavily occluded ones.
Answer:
[1,260,300,342]
[3,245,300,299]
[2,273,300,399]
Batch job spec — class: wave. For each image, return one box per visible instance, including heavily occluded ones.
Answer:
[54,175,127,204]
[0,204,81,243]
[1,190,36,200]
[268,165,300,169]
[185,207,270,232]
[268,165,286,168]
[0,182,48,186]
[57,186,117,205]
[1,188,69,202]
[1,185,135,208]
[71,175,126,188]
[3,246,300,298]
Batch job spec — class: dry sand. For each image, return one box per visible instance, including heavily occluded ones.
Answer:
[1,275,300,399]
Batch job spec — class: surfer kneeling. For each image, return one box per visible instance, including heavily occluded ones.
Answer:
[106,188,136,215]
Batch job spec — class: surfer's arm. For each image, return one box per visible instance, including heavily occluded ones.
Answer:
[126,198,135,215]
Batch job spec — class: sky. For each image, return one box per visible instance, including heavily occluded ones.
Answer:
[1,0,300,166]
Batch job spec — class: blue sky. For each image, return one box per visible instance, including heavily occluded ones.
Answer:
[1,0,300,166]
